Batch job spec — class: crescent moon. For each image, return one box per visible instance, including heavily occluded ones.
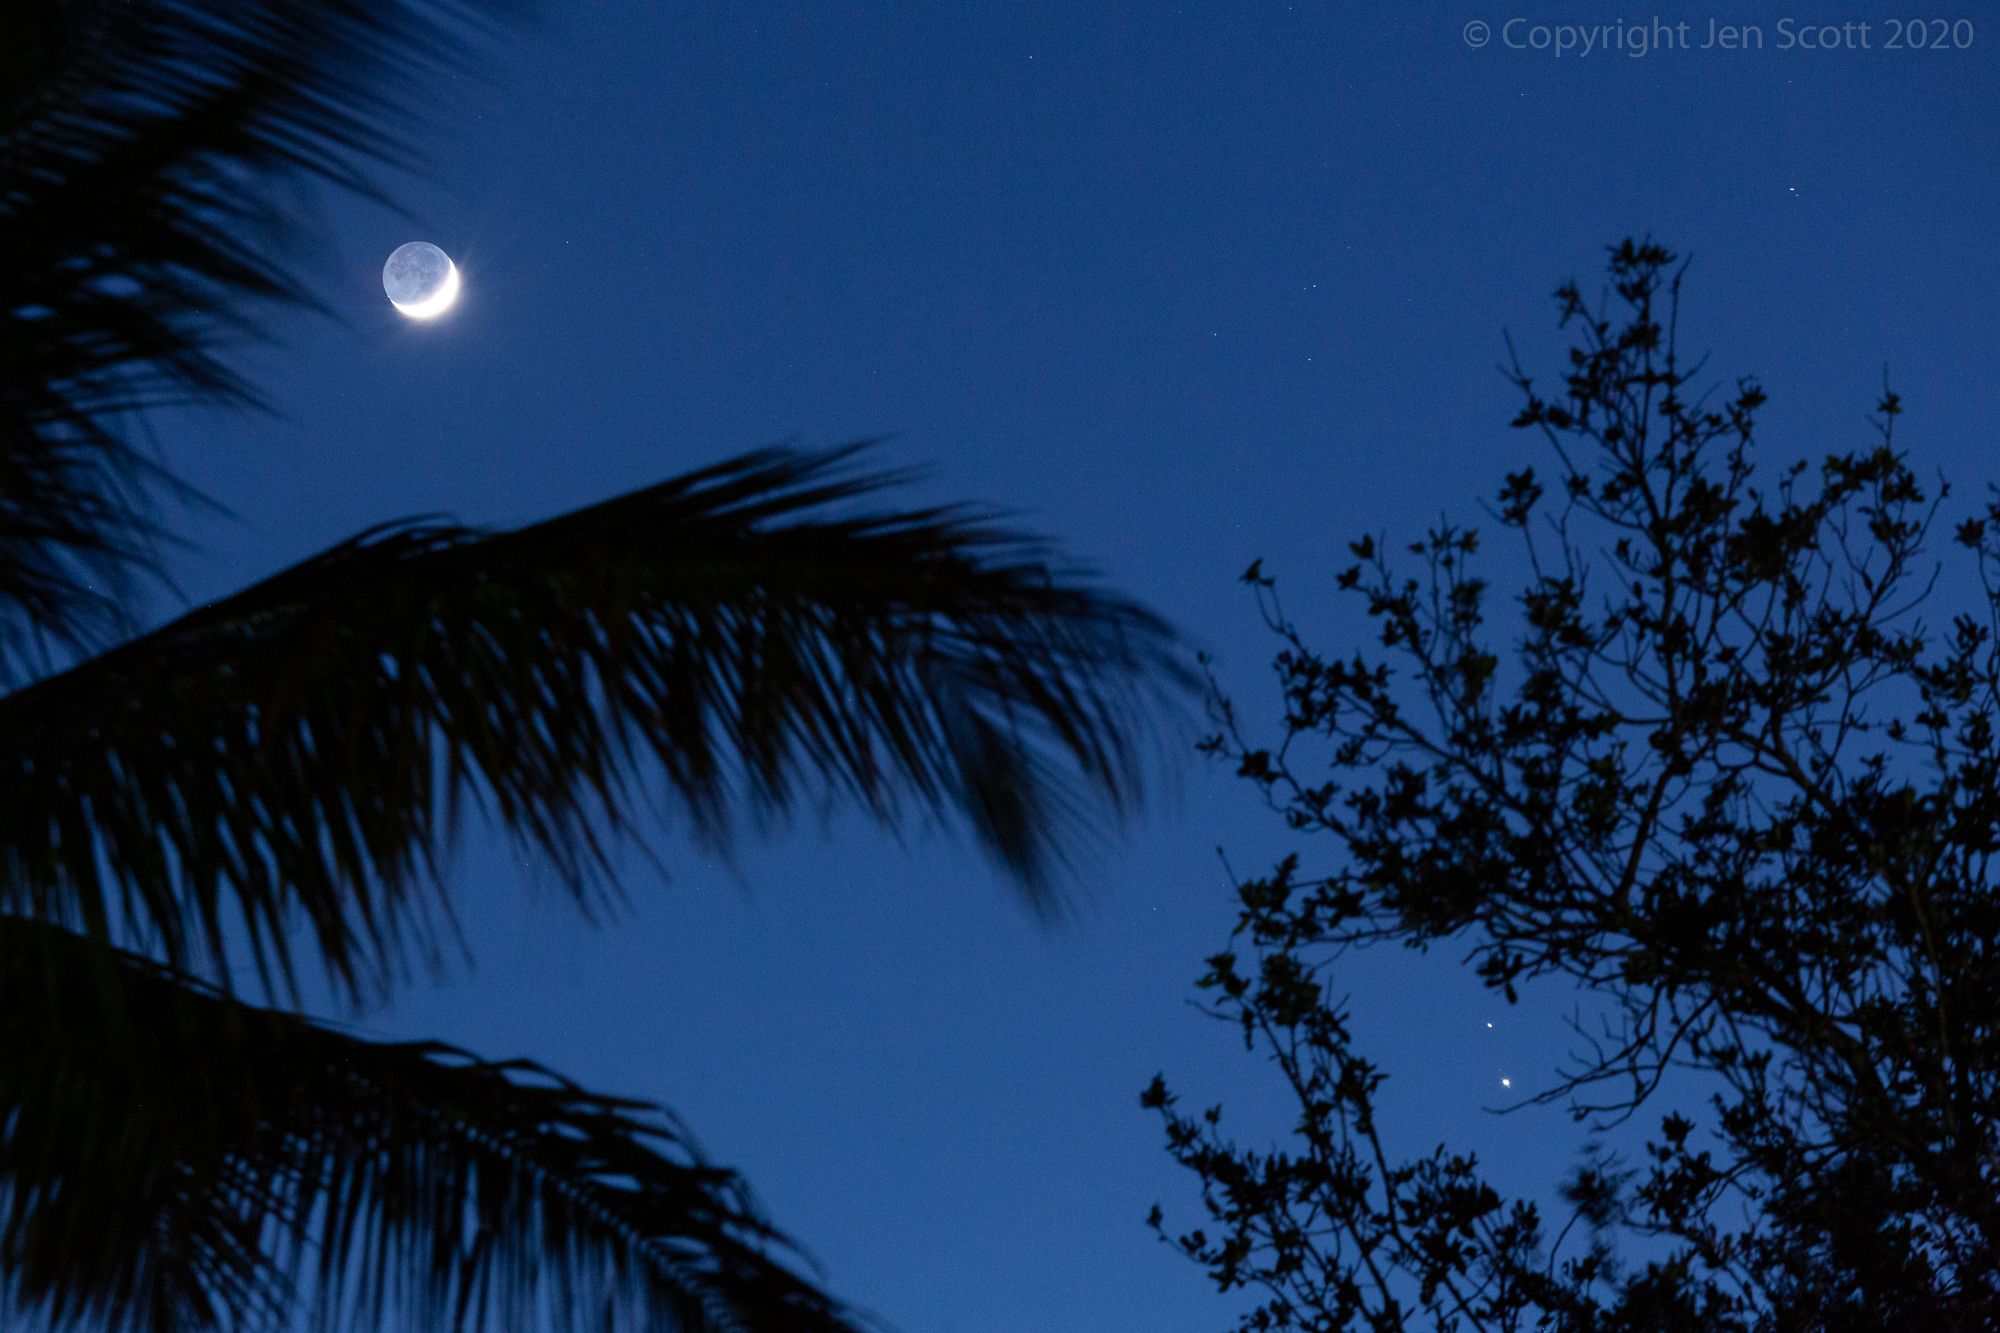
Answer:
[391,259,461,320]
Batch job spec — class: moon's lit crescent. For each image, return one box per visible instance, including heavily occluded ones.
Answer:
[391,259,460,320]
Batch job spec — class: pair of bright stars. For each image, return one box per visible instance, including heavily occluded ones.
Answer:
[1486,1021,1512,1090]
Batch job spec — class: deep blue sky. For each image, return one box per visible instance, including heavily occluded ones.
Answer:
[155,2,1996,1327]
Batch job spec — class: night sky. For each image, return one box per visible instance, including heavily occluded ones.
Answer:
[152,3,1996,1328]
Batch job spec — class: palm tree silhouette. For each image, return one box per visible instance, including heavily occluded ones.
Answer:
[0,3,1189,1328]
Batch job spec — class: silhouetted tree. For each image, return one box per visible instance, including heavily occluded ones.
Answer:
[0,3,1190,1329]
[1146,239,2000,1330]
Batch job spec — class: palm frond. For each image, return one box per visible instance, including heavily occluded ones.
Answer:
[0,917,878,1333]
[0,0,508,677]
[0,445,1191,1000]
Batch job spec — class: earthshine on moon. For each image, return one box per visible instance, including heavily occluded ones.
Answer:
[383,241,459,319]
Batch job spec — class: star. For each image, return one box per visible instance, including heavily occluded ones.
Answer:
[1500,1077,1512,1089]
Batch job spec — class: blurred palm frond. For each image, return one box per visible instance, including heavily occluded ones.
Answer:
[0,918,878,1333]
